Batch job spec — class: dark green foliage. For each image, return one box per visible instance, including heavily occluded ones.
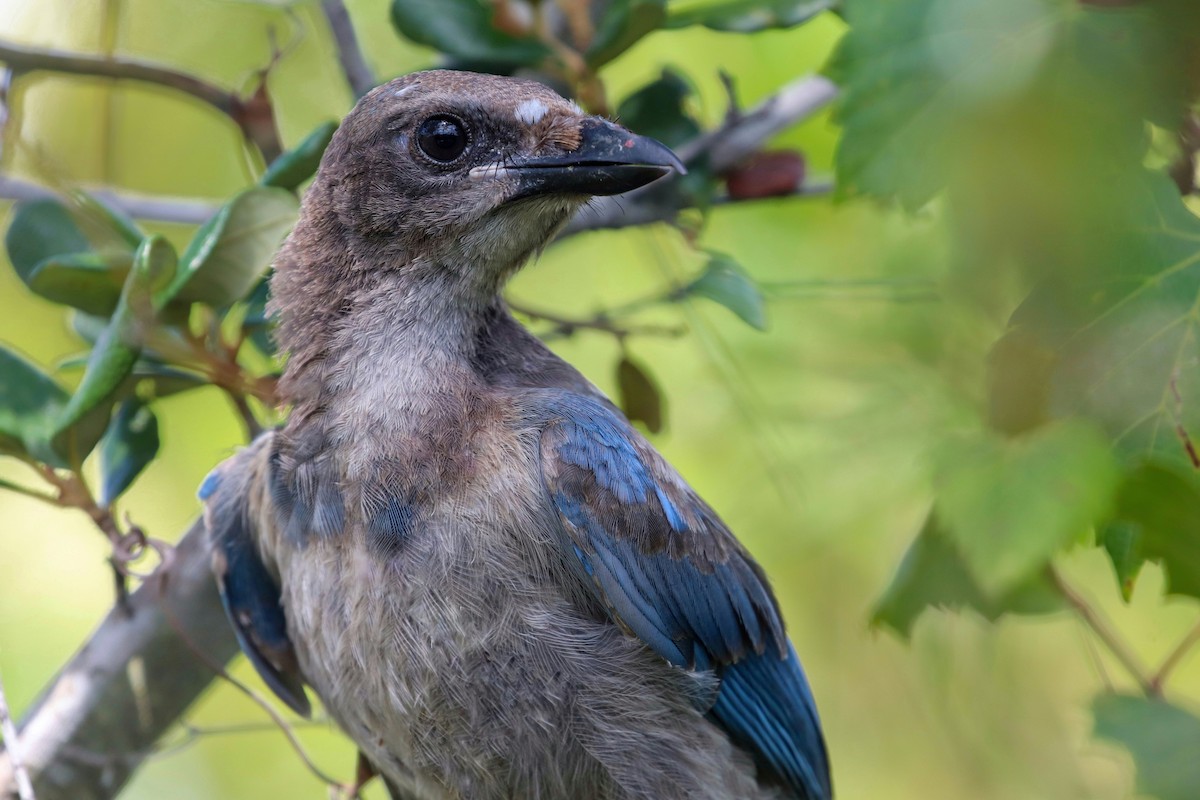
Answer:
[1094,694,1200,800]
[617,355,664,433]
[687,251,767,330]
[98,399,160,507]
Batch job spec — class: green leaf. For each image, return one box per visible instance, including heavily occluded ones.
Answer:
[687,252,767,330]
[1094,693,1200,800]
[165,187,296,308]
[873,512,1063,638]
[260,121,338,192]
[666,0,834,33]
[68,190,145,249]
[1109,461,1200,601]
[616,69,701,148]
[25,251,133,316]
[390,0,550,67]
[587,0,666,68]
[617,355,665,433]
[934,421,1119,596]
[0,345,69,460]
[98,399,159,506]
[52,236,176,464]
[241,277,275,356]
[828,0,1174,208]
[1099,521,1144,602]
[5,198,91,284]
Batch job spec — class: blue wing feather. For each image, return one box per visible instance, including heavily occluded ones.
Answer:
[533,391,831,799]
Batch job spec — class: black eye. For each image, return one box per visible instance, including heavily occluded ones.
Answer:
[416,115,469,163]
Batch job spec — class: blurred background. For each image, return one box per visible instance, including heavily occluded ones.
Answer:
[2,0,1198,798]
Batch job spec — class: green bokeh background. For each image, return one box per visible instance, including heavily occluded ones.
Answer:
[0,1,1193,797]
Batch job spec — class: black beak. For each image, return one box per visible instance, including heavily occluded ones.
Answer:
[511,118,685,200]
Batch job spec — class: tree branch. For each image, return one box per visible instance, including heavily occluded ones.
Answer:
[319,0,375,98]
[559,74,839,237]
[0,39,282,161]
[0,523,239,800]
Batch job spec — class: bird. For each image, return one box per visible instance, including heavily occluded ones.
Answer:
[200,69,832,800]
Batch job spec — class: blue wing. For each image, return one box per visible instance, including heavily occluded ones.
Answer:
[201,438,312,717]
[533,392,832,800]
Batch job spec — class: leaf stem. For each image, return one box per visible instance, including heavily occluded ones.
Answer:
[1050,567,1154,695]
[1149,618,1200,696]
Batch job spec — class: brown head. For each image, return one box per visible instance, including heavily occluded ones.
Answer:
[270,70,682,406]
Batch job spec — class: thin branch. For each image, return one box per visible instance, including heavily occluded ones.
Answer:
[0,177,216,224]
[319,0,375,98]
[507,300,685,340]
[1050,567,1154,695]
[0,671,34,800]
[560,74,840,237]
[1149,617,1200,696]
[0,39,281,160]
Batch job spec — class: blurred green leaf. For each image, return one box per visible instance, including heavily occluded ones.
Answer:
[666,0,834,32]
[390,0,550,67]
[260,121,338,192]
[617,355,664,433]
[58,354,208,398]
[25,251,133,316]
[5,198,91,284]
[588,0,666,68]
[935,421,1119,596]
[616,68,701,148]
[829,0,1179,209]
[241,277,275,356]
[52,236,177,465]
[1010,175,1200,469]
[98,399,160,507]
[873,512,1063,638]
[1094,693,1200,800]
[165,187,296,308]
[0,345,69,461]
[687,251,767,330]
[1108,462,1200,601]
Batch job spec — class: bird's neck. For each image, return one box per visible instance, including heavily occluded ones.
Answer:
[274,257,493,447]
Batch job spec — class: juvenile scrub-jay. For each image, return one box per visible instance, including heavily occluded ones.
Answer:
[201,70,831,800]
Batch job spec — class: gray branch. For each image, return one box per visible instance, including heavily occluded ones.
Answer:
[320,0,375,98]
[0,523,239,800]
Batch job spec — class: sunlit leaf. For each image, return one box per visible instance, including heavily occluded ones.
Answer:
[1094,693,1200,800]
[617,355,664,433]
[260,121,338,192]
[98,399,160,506]
[588,0,666,68]
[873,512,1063,638]
[0,345,69,461]
[1098,521,1144,602]
[165,187,296,308]
[687,251,767,330]
[666,0,834,32]
[390,0,550,67]
[934,421,1119,596]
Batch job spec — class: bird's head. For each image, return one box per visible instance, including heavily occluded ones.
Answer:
[297,70,683,283]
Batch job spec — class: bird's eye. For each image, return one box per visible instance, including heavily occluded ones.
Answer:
[416,115,469,163]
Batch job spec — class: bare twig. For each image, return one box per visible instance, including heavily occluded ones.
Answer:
[1050,567,1154,695]
[0,177,216,224]
[0,671,34,800]
[507,300,685,341]
[319,0,375,98]
[0,39,282,160]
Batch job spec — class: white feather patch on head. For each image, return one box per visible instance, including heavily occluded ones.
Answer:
[394,84,418,98]
[514,98,549,125]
